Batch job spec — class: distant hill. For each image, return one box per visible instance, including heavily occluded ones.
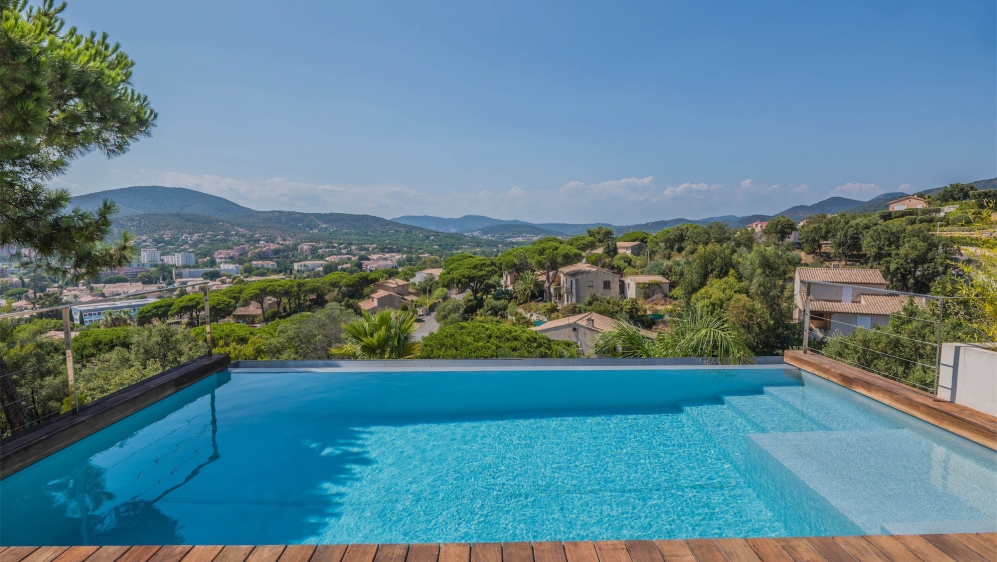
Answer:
[71,186,255,218]
[392,215,532,233]
[473,223,562,238]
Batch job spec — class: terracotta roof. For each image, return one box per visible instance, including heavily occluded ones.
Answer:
[808,294,925,315]
[626,275,669,284]
[369,289,394,299]
[888,195,926,205]
[795,267,887,285]
[359,299,378,311]
[533,312,655,338]
[559,263,616,277]
[419,268,443,276]
[379,279,409,287]
[616,241,643,248]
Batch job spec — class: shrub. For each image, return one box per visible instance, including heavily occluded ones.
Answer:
[418,322,578,359]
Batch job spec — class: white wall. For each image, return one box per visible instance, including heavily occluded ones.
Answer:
[936,343,997,416]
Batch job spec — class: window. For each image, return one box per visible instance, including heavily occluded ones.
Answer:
[587,280,594,288]
[603,280,611,290]
[857,316,872,329]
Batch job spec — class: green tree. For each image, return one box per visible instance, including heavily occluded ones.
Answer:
[169,293,204,326]
[524,241,583,301]
[862,222,956,292]
[586,226,615,245]
[935,183,976,203]
[332,310,419,359]
[565,235,598,253]
[434,298,466,328]
[439,254,498,298]
[595,307,752,364]
[418,321,578,359]
[762,216,796,242]
[676,242,737,298]
[207,293,237,323]
[201,270,222,281]
[100,309,133,328]
[136,298,174,326]
[511,270,543,304]
[690,275,747,317]
[617,230,651,243]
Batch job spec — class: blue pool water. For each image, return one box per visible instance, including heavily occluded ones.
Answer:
[1,366,995,545]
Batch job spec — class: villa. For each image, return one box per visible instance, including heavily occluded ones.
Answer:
[888,194,928,211]
[551,263,622,305]
[616,241,647,256]
[532,311,653,355]
[793,266,923,336]
[622,274,669,300]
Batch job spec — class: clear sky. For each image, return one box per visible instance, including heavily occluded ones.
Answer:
[54,0,996,224]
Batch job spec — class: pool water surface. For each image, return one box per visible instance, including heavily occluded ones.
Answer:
[1,366,995,545]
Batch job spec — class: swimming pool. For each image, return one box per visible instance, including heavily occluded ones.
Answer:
[1,365,995,545]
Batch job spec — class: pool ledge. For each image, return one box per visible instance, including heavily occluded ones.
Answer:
[785,350,997,450]
[0,354,230,479]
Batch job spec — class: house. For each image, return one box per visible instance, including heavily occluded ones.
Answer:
[292,260,326,273]
[232,296,282,324]
[358,290,404,314]
[412,268,443,284]
[552,263,622,305]
[362,260,396,271]
[532,312,653,355]
[623,275,670,300]
[69,298,160,326]
[793,267,917,336]
[251,260,277,268]
[747,221,769,235]
[616,241,647,256]
[888,195,927,211]
[375,278,413,297]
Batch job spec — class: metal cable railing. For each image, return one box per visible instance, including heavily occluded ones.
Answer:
[1,281,213,439]
[799,280,958,397]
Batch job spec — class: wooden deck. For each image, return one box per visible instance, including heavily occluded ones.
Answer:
[2,535,995,562]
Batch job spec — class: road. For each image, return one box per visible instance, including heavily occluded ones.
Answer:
[412,313,439,341]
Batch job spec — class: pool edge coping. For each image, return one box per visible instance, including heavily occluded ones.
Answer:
[784,350,997,451]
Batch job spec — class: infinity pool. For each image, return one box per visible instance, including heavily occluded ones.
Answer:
[1,366,995,545]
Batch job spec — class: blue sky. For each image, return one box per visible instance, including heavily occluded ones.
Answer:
[56,0,995,224]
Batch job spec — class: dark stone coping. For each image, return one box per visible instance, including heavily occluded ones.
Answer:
[230,356,787,369]
[0,354,230,479]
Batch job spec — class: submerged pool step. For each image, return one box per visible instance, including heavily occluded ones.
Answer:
[762,384,897,432]
[682,403,758,469]
[723,392,828,434]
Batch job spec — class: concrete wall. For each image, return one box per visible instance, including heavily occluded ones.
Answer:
[824,313,890,337]
[534,324,601,355]
[936,343,997,416]
[558,270,621,304]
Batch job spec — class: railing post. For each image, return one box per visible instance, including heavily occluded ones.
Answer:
[933,299,944,399]
[61,307,78,413]
[802,281,812,353]
[202,287,213,356]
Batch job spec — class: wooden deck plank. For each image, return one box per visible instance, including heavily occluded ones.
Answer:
[501,543,533,562]
[51,547,99,562]
[803,538,855,562]
[1,548,40,562]
[683,540,729,562]
[437,544,469,562]
[82,547,130,562]
[341,546,377,562]
[21,548,69,562]
[311,546,347,562]
[405,545,439,562]
[374,546,408,562]
[652,541,695,562]
[562,544,598,562]
[469,545,500,562]
[891,535,956,562]
[277,547,315,562]
[532,543,565,562]
[212,548,255,562]
[714,539,762,562]
[148,547,193,562]
[772,539,825,562]
[115,547,162,562]
[829,537,890,562]
[920,535,988,562]
[745,540,793,562]
[952,534,997,559]
[624,541,663,562]
[245,547,286,562]
[592,542,629,562]
[977,533,997,546]
[862,536,922,562]
[181,547,223,562]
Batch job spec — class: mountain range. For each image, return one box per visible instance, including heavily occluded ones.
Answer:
[394,178,996,236]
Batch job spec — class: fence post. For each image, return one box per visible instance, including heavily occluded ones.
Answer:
[932,299,944,399]
[202,287,213,356]
[802,282,812,353]
[61,307,78,413]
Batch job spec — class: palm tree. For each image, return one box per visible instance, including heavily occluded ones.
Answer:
[101,309,134,328]
[512,271,542,304]
[331,309,420,359]
[595,307,753,364]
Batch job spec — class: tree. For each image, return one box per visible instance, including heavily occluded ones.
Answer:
[565,235,598,253]
[831,215,879,260]
[617,230,651,243]
[1,1,156,280]
[524,241,583,301]
[762,216,796,242]
[1,0,157,430]
[586,226,615,245]
[169,293,204,326]
[240,282,274,323]
[676,242,737,298]
[439,254,498,298]
[798,214,831,255]
[136,298,174,326]
[434,298,466,328]
[418,321,578,359]
[331,310,419,359]
[935,183,976,203]
[862,222,956,292]
[100,309,133,328]
[207,293,236,323]
[201,270,222,281]
[511,270,543,304]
